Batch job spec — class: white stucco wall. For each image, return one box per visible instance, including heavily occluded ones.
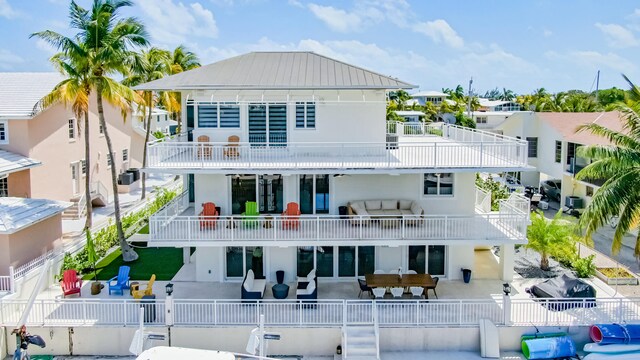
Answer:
[195,247,223,282]
[189,90,386,145]
[267,247,297,283]
[194,174,230,215]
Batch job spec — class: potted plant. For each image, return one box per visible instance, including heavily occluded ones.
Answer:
[86,230,102,295]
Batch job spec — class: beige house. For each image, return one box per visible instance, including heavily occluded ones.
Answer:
[0,72,145,215]
[0,197,70,275]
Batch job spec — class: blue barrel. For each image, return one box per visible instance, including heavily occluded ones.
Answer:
[522,336,576,360]
[462,268,472,283]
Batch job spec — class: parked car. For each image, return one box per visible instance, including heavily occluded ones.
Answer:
[540,179,562,202]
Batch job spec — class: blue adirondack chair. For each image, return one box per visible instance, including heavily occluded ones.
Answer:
[108,266,131,295]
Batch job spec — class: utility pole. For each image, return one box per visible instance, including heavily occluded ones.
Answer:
[467,77,473,118]
[595,70,600,103]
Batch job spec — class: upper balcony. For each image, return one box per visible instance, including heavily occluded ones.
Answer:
[145,123,530,174]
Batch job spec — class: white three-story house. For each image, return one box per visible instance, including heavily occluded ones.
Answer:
[139,52,530,288]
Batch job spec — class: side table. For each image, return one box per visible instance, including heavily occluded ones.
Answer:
[272,283,290,299]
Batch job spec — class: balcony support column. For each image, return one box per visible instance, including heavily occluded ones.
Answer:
[183,247,191,264]
[499,244,515,282]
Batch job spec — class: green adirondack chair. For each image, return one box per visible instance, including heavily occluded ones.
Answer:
[241,201,260,228]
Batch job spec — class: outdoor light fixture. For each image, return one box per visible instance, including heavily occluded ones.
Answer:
[503,283,512,296]
[165,283,174,296]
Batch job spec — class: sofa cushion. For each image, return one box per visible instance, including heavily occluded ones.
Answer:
[365,200,382,210]
[351,204,367,215]
[243,270,255,291]
[384,209,402,216]
[381,200,397,210]
[400,209,414,215]
[253,279,267,294]
[410,202,423,215]
[297,280,316,295]
[368,209,385,216]
[399,200,413,210]
[351,201,366,209]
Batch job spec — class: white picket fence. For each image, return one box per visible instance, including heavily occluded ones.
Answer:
[1,297,638,328]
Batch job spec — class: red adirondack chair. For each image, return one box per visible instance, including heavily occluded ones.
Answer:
[60,269,82,297]
[199,202,219,230]
[282,202,301,230]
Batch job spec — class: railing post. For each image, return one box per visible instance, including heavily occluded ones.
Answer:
[433,142,437,167]
[165,294,175,326]
[479,142,483,168]
[9,266,15,293]
[503,295,511,326]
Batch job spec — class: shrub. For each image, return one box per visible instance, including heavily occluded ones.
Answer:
[572,255,596,278]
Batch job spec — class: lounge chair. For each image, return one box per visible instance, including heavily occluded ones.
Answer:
[282,202,301,230]
[224,135,240,158]
[108,266,131,295]
[199,202,219,230]
[197,135,212,159]
[60,269,82,298]
[296,279,317,300]
[132,274,156,300]
[241,269,266,300]
[241,201,260,228]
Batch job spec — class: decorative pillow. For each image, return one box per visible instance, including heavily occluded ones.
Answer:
[307,269,316,280]
[307,280,316,292]
[365,200,382,210]
[244,270,254,291]
[410,202,423,215]
[381,200,397,210]
[351,204,364,215]
[399,200,413,210]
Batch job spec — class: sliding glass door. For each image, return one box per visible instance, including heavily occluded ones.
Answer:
[299,174,330,214]
[231,175,256,214]
[226,246,264,279]
[408,245,446,276]
[297,245,375,278]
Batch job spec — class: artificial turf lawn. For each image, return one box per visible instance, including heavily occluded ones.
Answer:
[138,224,149,234]
[92,247,183,281]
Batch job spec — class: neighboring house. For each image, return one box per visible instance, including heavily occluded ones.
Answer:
[491,111,623,209]
[0,73,143,217]
[393,110,425,122]
[138,51,530,285]
[409,91,449,106]
[471,111,534,130]
[477,98,522,112]
[0,197,70,276]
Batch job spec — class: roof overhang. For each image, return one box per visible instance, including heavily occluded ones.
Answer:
[134,85,416,92]
[0,150,42,177]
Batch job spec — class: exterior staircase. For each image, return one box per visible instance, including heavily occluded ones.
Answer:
[342,325,379,360]
[62,181,109,219]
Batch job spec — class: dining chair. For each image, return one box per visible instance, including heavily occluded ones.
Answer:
[390,287,404,299]
[426,277,440,299]
[358,279,372,299]
[372,288,386,299]
[388,270,399,274]
[406,270,418,275]
[373,270,385,274]
[410,287,424,299]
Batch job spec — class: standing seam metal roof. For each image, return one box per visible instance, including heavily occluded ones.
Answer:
[135,52,416,91]
[0,73,64,118]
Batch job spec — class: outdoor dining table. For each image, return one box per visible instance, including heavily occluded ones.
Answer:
[365,273,436,298]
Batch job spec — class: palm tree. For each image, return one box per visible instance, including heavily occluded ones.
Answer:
[527,211,577,271]
[576,75,640,256]
[123,47,171,200]
[32,0,149,262]
[499,88,516,101]
[39,48,95,230]
[168,46,200,132]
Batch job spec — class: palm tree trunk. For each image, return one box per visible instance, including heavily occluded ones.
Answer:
[83,110,92,230]
[96,86,138,262]
[141,92,152,200]
[540,253,550,271]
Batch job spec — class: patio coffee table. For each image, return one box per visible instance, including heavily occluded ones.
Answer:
[272,283,290,299]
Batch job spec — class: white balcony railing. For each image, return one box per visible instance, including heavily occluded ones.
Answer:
[2,297,640,328]
[149,212,527,245]
[146,123,528,171]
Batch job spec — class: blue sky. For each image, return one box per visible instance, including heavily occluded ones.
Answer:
[1,0,640,94]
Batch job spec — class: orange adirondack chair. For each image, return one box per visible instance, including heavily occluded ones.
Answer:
[282,202,301,230]
[199,202,219,230]
[60,269,82,297]
[224,135,240,158]
[197,135,212,159]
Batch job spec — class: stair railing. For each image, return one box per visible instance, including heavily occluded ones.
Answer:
[90,181,109,201]
[76,192,87,218]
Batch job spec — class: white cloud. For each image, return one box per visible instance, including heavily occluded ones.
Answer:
[307,4,370,33]
[546,50,636,73]
[413,19,464,49]
[543,29,553,37]
[595,22,639,48]
[0,0,19,19]
[0,49,24,69]
[288,0,304,9]
[137,0,218,46]
[35,39,57,56]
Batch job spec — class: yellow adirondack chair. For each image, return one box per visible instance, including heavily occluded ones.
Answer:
[132,274,156,299]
